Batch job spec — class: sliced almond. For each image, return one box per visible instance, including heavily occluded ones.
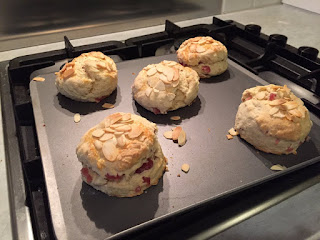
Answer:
[102,103,115,109]
[178,130,186,146]
[105,64,112,72]
[139,135,146,142]
[105,127,115,133]
[115,125,132,132]
[122,113,131,121]
[148,78,158,88]
[269,107,279,115]
[114,131,124,136]
[198,39,206,45]
[159,74,168,82]
[228,128,239,136]
[116,135,126,147]
[273,111,286,118]
[172,126,182,141]
[97,62,107,69]
[165,61,177,66]
[105,118,111,128]
[33,77,45,82]
[131,143,141,149]
[128,125,143,139]
[74,113,81,123]
[226,134,233,140]
[145,87,152,97]
[60,63,67,73]
[196,45,206,53]
[256,91,266,100]
[285,114,293,121]
[270,164,287,171]
[163,131,173,139]
[156,64,164,73]
[269,99,286,106]
[111,123,125,129]
[190,44,197,52]
[289,109,302,118]
[92,129,105,138]
[167,93,176,101]
[100,133,113,141]
[154,80,166,91]
[102,140,118,161]
[172,80,179,87]
[181,163,190,173]
[147,67,157,76]
[283,101,298,110]
[163,68,174,81]
[283,85,291,94]
[173,68,180,81]
[94,140,102,150]
[63,68,75,78]
[109,113,123,125]
[170,116,181,121]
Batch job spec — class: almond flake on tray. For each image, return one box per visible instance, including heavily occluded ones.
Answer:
[181,163,190,173]
[270,164,287,171]
[102,103,115,109]
[170,116,181,121]
[32,76,45,82]
[163,126,187,146]
[226,134,233,140]
[74,113,81,123]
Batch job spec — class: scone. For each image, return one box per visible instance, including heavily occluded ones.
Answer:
[76,112,167,197]
[55,51,117,102]
[234,84,312,155]
[177,36,228,78]
[132,60,199,114]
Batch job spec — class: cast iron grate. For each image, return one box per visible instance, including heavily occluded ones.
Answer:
[5,17,320,239]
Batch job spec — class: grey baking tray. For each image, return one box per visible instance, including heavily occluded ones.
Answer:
[30,54,320,240]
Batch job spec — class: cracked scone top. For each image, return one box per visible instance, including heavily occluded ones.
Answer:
[235,84,312,155]
[132,60,199,114]
[177,36,228,78]
[55,51,117,102]
[76,113,167,197]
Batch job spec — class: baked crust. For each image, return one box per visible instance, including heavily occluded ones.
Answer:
[76,113,167,197]
[177,36,228,78]
[132,60,199,114]
[235,84,312,154]
[55,51,117,102]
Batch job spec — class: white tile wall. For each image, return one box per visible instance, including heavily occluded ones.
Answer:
[222,0,281,13]
[254,0,282,8]
[283,0,320,14]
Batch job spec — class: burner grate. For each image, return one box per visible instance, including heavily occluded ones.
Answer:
[2,17,320,239]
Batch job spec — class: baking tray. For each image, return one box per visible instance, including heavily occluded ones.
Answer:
[30,54,320,240]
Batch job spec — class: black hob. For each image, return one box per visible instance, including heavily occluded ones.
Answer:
[1,17,320,240]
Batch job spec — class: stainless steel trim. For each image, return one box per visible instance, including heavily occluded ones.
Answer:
[0,62,34,240]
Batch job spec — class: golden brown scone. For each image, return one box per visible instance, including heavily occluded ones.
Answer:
[55,51,117,102]
[234,84,312,155]
[132,60,199,114]
[177,36,228,78]
[76,113,167,197]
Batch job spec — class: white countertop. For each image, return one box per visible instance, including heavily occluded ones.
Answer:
[0,4,319,239]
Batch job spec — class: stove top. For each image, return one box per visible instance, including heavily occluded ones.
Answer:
[1,17,320,239]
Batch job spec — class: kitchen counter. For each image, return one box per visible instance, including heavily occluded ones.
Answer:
[1,4,319,239]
